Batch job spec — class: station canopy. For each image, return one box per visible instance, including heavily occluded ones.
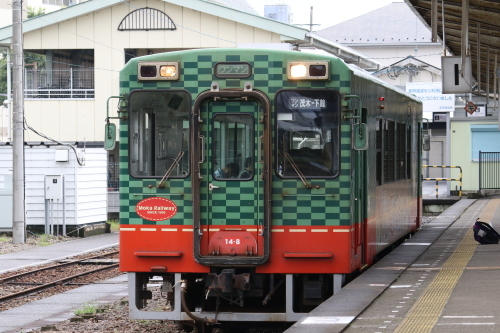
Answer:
[405,0,500,96]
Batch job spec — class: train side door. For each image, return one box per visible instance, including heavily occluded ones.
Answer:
[353,108,368,267]
[192,91,271,266]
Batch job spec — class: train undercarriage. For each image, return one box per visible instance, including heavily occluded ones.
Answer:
[128,271,347,327]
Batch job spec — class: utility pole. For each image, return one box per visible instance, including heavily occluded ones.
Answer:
[294,7,320,32]
[12,0,25,244]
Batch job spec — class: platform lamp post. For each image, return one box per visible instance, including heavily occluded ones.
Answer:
[12,0,25,244]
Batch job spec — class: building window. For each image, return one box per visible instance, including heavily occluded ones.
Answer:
[24,49,94,99]
[42,0,73,6]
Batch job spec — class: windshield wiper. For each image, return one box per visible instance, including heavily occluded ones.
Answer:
[158,151,184,188]
[283,151,319,189]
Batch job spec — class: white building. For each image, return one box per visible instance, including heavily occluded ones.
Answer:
[317,2,449,180]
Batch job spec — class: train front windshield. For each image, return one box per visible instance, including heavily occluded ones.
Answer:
[128,90,191,178]
[275,90,341,178]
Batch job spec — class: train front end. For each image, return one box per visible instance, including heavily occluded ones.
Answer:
[113,48,420,327]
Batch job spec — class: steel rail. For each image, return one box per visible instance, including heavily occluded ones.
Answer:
[0,250,118,284]
[0,250,119,304]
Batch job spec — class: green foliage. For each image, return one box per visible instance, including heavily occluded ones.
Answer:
[0,50,46,106]
[74,303,98,316]
[38,234,52,246]
[0,7,47,105]
[0,50,7,105]
[106,219,120,232]
[27,6,46,19]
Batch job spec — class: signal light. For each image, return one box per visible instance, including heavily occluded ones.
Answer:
[309,65,327,77]
[138,62,179,81]
[140,66,157,78]
[287,61,329,80]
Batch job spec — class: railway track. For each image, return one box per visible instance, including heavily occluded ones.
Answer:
[0,248,121,310]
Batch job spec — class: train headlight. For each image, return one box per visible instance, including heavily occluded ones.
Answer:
[160,65,178,78]
[287,61,329,80]
[138,62,179,81]
[290,64,307,78]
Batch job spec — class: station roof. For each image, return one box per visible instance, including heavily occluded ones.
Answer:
[316,2,436,46]
[405,0,500,95]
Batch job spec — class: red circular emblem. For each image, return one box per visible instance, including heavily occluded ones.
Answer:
[135,197,178,221]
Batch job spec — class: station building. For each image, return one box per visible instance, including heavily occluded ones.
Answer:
[0,0,379,233]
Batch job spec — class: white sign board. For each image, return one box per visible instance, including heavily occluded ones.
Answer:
[406,82,455,112]
[441,56,473,93]
[433,113,448,122]
[466,105,486,117]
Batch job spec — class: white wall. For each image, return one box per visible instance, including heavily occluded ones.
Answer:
[0,145,107,228]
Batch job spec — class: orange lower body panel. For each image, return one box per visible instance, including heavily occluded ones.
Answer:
[120,225,359,274]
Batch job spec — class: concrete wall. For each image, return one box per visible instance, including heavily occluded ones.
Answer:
[450,117,500,192]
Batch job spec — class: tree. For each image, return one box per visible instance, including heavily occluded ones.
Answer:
[0,50,7,105]
[0,7,47,104]
[27,6,46,19]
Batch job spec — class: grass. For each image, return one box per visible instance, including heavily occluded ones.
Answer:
[0,235,9,242]
[74,303,98,316]
[38,234,53,246]
[107,219,120,232]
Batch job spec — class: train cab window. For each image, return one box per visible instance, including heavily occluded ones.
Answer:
[275,89,340,178]
[128,90,190,178]
[212,113,254,180]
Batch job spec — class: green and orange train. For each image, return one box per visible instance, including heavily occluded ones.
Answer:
[110,48,423,328]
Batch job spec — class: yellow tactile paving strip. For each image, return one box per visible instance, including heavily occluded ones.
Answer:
[394,199,500,333]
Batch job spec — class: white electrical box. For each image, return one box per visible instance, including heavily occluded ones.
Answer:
[45,175,64,200]
[55,148,69,162]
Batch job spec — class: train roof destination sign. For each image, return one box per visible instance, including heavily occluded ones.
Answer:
[135,197,177,221]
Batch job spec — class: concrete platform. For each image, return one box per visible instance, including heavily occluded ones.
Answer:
[0,232,118,274]
[287,196,500,333]
[0,232,121,333]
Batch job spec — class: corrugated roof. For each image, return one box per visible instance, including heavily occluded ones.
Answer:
[316,2,432,45]
[405,0,500,96]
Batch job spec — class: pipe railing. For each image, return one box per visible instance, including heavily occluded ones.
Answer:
[422,165,462,199]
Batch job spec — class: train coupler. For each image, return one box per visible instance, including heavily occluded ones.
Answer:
[206,269,250,294]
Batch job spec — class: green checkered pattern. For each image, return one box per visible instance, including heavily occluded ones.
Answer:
[119,49,353,226]
[200,101,263,226]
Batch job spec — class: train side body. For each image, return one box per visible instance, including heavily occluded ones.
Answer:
[115,48,422,324]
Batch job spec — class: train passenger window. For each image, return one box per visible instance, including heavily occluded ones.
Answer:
[212,113,254,180]
[275,89,340,178]
[128,90,191,178]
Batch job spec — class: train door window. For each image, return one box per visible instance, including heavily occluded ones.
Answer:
[383,120,396,183]
[376,119,382,185]
[128,90,191,178]
[212,114,254,180]
[275,89,340,178]
[407,124,412,179]
[396,123,407,180]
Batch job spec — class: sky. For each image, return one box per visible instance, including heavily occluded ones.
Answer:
[249,0,403,30]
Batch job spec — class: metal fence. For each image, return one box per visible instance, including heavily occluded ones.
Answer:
[479,151,500,191]
[24,69,95,99]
